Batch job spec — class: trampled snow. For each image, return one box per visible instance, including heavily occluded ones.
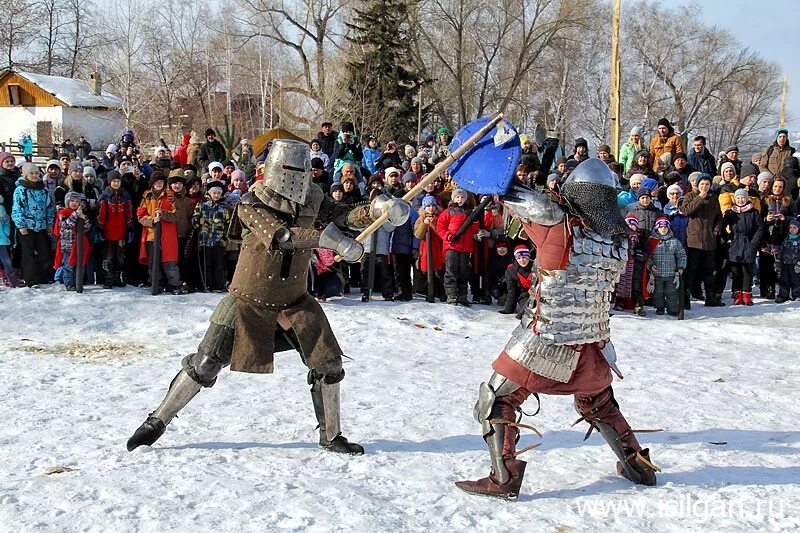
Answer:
[1,286,799,532]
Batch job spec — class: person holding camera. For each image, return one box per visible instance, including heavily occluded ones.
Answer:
[376,141,403,169]
[333,122,364,180]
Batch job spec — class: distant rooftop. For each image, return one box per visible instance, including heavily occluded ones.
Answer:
[16,71,123,108]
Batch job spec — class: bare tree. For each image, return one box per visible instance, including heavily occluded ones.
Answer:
[0,0,36,69]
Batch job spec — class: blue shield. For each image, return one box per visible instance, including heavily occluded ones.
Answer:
[447,117,521,195]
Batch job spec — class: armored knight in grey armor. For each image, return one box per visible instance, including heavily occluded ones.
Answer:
[456,158,659,499]
[126,140,409,455]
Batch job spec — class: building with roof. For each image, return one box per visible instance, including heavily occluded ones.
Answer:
[0,70,124,154]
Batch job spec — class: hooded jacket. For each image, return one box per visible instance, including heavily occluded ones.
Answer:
[11,177,55,232]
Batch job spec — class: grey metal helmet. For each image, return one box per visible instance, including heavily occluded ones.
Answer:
[561,157,629,235]
[262,139,311,204]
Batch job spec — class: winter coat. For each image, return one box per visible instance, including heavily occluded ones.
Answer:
[0,204,10,246]
[317,130,339,160]
[1,167,20,214]
[137,188,178,264]
[55,179,98,210]
[761,194,794,250]
[171,190,195,238]
[760,142,795,177]
[173,134,191,167]
[778,235,800,265]
[647,230,686,276]
[11,178,55,232]
[376,150,403,170]
[723,204,763,264]
[505,261,533,290]
[310,150,331,172]
[53,207,91,268]
[682,190,722,250]
[333,132,364,176]
[718,182,761,216]
[19,135,34,156]
[390,208,418,255]
[197,139,227,172]
[362,225,393,255]
[626,203,663,233]
[619,141,642,175]
[663,202,688,246]
[192,199,232,247]
[413,208,445,272]
[436,204,478,253]
[649,133,684,172]
[76,140,92,160]
[688,148,717,176]
[98,186,132,241]
[362,147,381,175]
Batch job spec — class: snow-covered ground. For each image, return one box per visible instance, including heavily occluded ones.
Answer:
[1,286,799,532]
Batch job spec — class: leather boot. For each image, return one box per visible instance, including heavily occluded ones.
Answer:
[742,291,753,306]
[616,448,658,486]
[455,458,527,499]
[732,291,743,305]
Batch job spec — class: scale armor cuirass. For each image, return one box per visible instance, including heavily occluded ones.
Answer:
[503,224,628,383]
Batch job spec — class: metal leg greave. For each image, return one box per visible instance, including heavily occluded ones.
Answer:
[482,411,510,484]
[308,368,364,455]
[151,370,202,425]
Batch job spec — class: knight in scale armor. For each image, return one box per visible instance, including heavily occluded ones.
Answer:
[126,139,409,455]
[456,158,659,499]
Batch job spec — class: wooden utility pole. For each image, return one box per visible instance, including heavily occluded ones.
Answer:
[609,0,622,156]
[780,74,788,128]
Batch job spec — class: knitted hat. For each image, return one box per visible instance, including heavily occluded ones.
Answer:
[556,156,568,166]
[329,183,344,194]
[205,128,216,137]
[208,161,223,173]
[410,157,422,166]
[720,161,736,176]
[451,188,467,200]
[495,237,509,249]
[83,166,96,178]
[673,152,688,162]
[513,245,531,258]
[666,183,683,197]
[64,191,82,205]
[636,187,652,199]
[659,152,672,165]
[206,180,224,194]
[629,173,644,186]
[696,173,713,185]
[21,162,40,177]
[757,172,774,186]
[106,144,118,154]
[777,128,789,138]
[657,118,671,128]
[437,126,450,136]
[625,214,640,228]
[598,144,611,153]
[733,188,749,199]
[635,150,649,160]
[630,126,642,136]
[384,167,401,177]
[421,194,438,208]
[724,145,739,154]
[231,169,245,182]
[46,159,60,170]
[106,170,122,183]
[149,171,167,186]
[789,217,800,230]
[310,157,324,170]
[654,216,670,229]
[740,162,758,178]
[68,161,83,173]
[402,172,416,184]
[566,159,580,170]
[641,177,658,191]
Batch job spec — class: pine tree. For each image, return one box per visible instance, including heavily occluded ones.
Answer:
[342,0,425,143]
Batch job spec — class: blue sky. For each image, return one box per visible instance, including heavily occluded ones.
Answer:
[661,0,797,126]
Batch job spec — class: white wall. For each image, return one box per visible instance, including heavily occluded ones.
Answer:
[62,107,125,148]
[0,106,62,145]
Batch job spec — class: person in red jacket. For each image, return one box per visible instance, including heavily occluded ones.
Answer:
[414,195,446,300]
[436,187,479,305]
[172,133,191,167]
[98,171,133,288]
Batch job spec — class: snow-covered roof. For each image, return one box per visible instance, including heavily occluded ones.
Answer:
[16,71,123,109]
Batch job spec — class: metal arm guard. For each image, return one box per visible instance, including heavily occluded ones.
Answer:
[501,184,565,226]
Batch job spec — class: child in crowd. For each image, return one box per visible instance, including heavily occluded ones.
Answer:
[98,172,132,288]
[436,187,478,305]
[413,194,445,301]
[0,194,22,287]
[499,245,533,317]
[192,180,232,292]
[776,217,800,303]
[647,217,686,316]
[487,238,513,305]
[722,189,763,305]
[53,191,91,291]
